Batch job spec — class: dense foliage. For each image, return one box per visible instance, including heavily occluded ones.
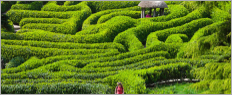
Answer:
[1,1,231,94]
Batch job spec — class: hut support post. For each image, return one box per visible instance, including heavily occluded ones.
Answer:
[141,8,145,18]
[150,8,152,15]
[160,8,164,16]
[153,8,156,17]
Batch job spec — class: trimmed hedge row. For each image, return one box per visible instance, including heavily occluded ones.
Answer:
[1,82,112,94]
[84,51,170,68]
[104,63,192,94]
[211,7,231,22]
[6,10,78,24]
[41,2,86,12]
[84,1,140,13]
[114,6,209,51]
[165,34,189,43]
[1,68,117,80]
[1,44,119,61]
[64,1,81,6]
[19,18,69,27]
[191,63,231,80]
[190,21,226,42]
[2,52,120,74]
[82,6,140,29]
[79,57,215,73]
[11,1,43,10]
[146,18,213,46]
[190,79,231,94]
[97,11,141,24]
[1,1,16,13]
[147,5,189,22]
[1,39,126,52]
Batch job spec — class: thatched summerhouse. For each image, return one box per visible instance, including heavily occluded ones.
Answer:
[138,1,168,18]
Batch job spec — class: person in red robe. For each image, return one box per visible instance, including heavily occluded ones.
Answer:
[115,82,124,94]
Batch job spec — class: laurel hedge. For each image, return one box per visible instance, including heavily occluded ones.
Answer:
[19,18,69,27]
[1,39,126,52]
[1,44,119,61]
[104,63,192,94]
[97,11,141,24]
[147,5,189,22]
[146,18,213,46]
[84,1,140,13]
[210,7,231,22]
[82,6,140,29]
[41,2,87,12]
[11,1,43,10]
[1,82,113,94]
[114,6,209,51]
[165,34,189,43]
[1,1,16,13]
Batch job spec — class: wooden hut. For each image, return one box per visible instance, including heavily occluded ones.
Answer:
[138,1,168,18]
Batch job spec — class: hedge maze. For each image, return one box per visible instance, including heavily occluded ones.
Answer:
[1,1,231,94]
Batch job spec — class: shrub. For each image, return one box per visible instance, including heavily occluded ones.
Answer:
[97,11,141,24]
[1,82,112,94]
[1,1,16,13]
[5,56,25,68]
[64,1,81,6]
[19,18,69,27]
[41,2,87,12]
[1,39,126,52]
[146,18,213,46]
[84,1,140,13]
[165,34,188,43]
[11,1,43,10]
[82,6,140,29]
[1,14,14,32]
[114,7,209,51]
[210,7,231,22]
[1,44,119,61]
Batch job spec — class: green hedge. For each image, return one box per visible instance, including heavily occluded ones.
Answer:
[114,6,209,51]
[5,56,25,68]
[191,63,231,80]
[146,18,213,46]
[82,6,140,29]
[41,2,86,12]
[104,63,192,94]
[6,10,78,24]
[147,5,189,22]
[2,52,119,74]
[84,51,170,68]
[1,39,126,52]
[190,21,226,42]
[1,44,119,61]
[97,11,141,24]
[211,7,231,22]
[11,1,43,10]
[84,1,140,13]
[1,1,16,13]
[165,34,188,43]
[1,82,112,94]
[19,18,68,27]
[64,1,81,6]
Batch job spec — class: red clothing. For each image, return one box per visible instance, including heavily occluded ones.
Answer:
[115,86,124,94]
[146,14,152,18]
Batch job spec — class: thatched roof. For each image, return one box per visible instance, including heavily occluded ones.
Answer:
[138,1,168,8]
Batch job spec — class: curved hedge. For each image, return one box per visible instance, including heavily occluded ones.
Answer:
[1,82,112,94]
[1,1,16,13]
[84,1,140,13]
[19,18,69,27]
[41,2,87,12]
[165,34,189,43]
[146,18,213,46]
[64,1,81,6]
[11,1,43,10]
[82,6,140,30]
[1,39,126,52]
[211,7,231,22]
[114,6,209,51]
[97,11,141,24]
[1,44,119,61]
